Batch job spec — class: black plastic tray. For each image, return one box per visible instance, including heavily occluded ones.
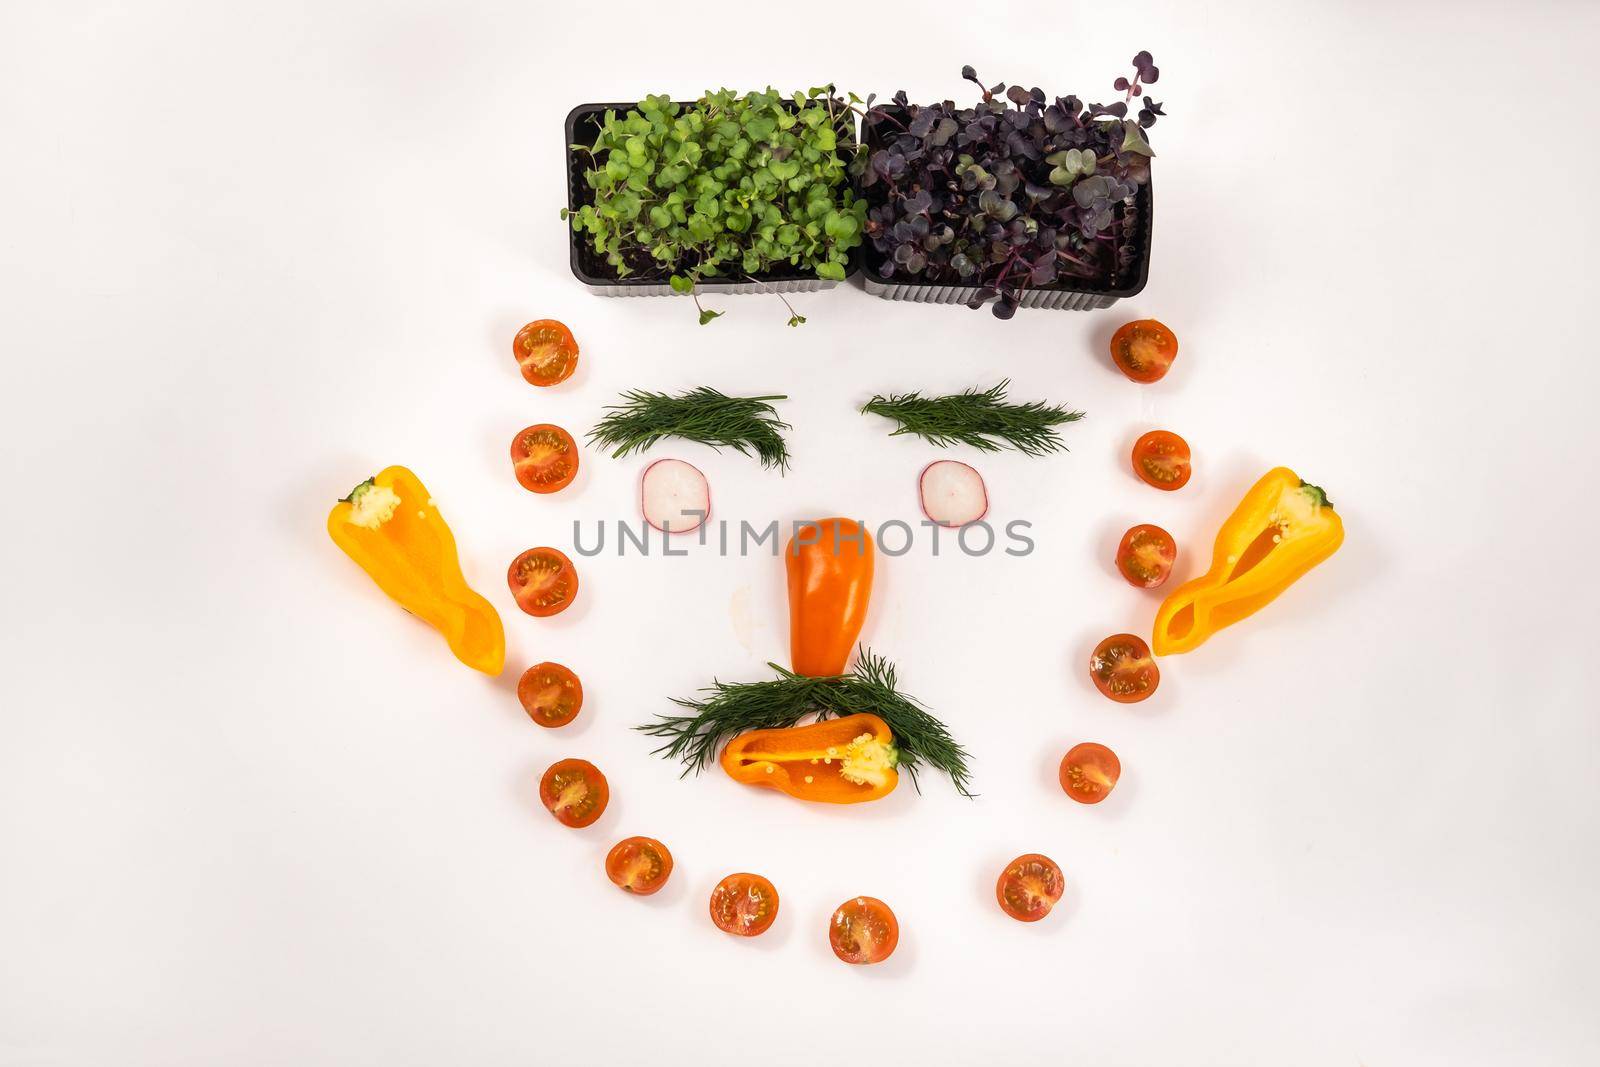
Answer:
[856,106,1152,311]
[564,101,860,297]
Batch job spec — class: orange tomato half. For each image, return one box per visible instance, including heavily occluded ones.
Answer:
[829,896,899,964]
[1131,430,1192,491]
[512,319,579,387]
[517,662,582,727]
[1090,633,1159,703]
[605,837,673,895]
[996,854,1066,922]
[709,873,779,937]
[539,758,608,828]
[1110,319,1178,382]
[1059,742,1121,804]
[508,547,578,617]
[1116,524,1177,588]
[510,424,579,494]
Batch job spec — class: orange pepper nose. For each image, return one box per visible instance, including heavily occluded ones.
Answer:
[786,518,874,677]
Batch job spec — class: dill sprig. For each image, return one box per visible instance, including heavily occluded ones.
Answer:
[587,387,791,471]
[638,648,975,798]
[861,379,1083,456]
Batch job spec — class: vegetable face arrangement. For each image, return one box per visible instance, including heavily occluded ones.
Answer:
[325,53,1355,968]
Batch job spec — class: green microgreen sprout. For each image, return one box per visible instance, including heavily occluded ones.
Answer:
[564,87,868,325]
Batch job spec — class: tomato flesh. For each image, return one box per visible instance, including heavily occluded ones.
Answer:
[1110,319,1178,382]
[513,319,579,387]
[829,896,899,964]
[517,662,582,727]
[996,854,1065,922]
[1132,430,1192,491]
[605,837,672,895]
[1090,633,1160,703]
[508,547,578,617]
[709,873,779,937]
[1116,524,1177,588]
[539,758,608,827]
[510,424,579,494]
[1060,742,1121,803]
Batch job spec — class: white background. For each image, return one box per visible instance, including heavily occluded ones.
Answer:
[3,1,1598,1064]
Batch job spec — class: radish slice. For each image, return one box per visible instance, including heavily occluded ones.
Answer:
[919,460,988,527]
[641,459,710,534]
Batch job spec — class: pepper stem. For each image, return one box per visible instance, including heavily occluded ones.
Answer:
[1299,480,1333,510]
[340,477,376,504]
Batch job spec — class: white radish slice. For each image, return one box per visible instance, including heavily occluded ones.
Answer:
[641,458,710,535]
[919,460,988,528]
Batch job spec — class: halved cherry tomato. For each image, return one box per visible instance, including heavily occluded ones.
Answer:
[1131,430,1192,491]
[512,319,579,387]
[1110,319,1178,383]
[1116,523,1177,588]
[1090,633,1160,703]
[508,547,578,617]
[538,758,608,827]
[829,896,898,965]
[709,873,779,937]
[1059,742,1121,804]
[517,661,582,727]
[510,424,579,494]
[996,854,1066,922]
[605,837,673,895]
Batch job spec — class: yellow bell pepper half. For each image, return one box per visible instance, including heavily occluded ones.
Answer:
[1152,467,1344,656]
[327,466,505,675]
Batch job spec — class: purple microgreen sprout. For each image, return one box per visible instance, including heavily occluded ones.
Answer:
[857,57,1168,318]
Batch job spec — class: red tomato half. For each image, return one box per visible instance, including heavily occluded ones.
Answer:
[709,873,779,937]
[512,319,579,387]
[508,547,579,617]
[829,896,899,964]
[1059,742,1121,804]
[1131,430,1192,491]
[539,758,608,828]
[605,837,673,895]
[1089,633,1160,703]
[1110,319,1178,382]
[510,424,579,494]
[996,854,1066,922]
[517,662,582,727]
[1116,524,1177,588]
